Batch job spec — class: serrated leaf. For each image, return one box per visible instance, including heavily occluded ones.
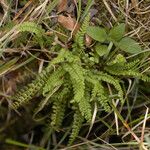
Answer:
[95,44,108,56]
[109,23,125,41]
[86,26,107,42]
[118,37,142,54]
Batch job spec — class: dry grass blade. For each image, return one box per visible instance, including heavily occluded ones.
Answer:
[13,0,33,21]
[102,0,117,22]
[86,102,97,138]
[140,107,149,143]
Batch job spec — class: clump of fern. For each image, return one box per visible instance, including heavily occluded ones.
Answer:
[10,15,150,145]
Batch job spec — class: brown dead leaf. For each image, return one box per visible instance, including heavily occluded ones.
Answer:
[85,34,92,47]
[57,0,67,13]
[58,15,77,31]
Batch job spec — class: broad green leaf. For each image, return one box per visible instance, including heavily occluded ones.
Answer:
[109,23,125,41]
[95,44,109,56]
[87,26,107,42]
[118,37,142,54]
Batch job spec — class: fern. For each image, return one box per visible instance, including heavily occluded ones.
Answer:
[50,84,70,129]
[50,99,66,129]
[73,14,90,52]
[11,49,68,109]
[18,22,44,36]
[124,59,140,70]
[107,54,127,66]
[105,66,150,82]
[106,58,140,72]
[63,63,85,103]
[48,48,68,65]
[43,67,65,95]
[9,14,150,147]
[86,76,111,112]
[63,63,92,121]
[11,67,53,109]
[18,22,45,47]
[68,108,84,146]
[94,72,124,103]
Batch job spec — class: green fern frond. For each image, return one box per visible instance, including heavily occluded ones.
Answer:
[68,108,84,146]
[63,63,85,103]
[50,99,66,129]
[18,22,45,46]
[11,67,53,109]
[78,97,92,121]
[107,54,126,66]
[95,72,124,103]
[105,66,150,82]
[124,59,140,70]
[63,62,92,121]
[73,14,90,51]
[11,49,68,109]
[48,48,68,65]
[106,59,140,71]
[86,76,111,112]
[18,22,44,36]
[140,74,150,82]
[43,67,65,95]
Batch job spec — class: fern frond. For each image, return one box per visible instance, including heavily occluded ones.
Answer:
[95,72,124,103]
[78,97,92,121]
[140,75,150,82]
[105,68,150,82]
[50,99,66,129]
[63,63,85,103]
[73,14,90,51]
[11,49,68,109]
[106,57,140,71]
[63,62,92,121]
[124,59,140,70]
[18,22,45,46]
[107,54,126,66]
[48,48,68,65]
[11,67,53,109]
[18,22,44,36]
[68,108,84,146]
[43,67,65,95]
[86,76,111,112]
